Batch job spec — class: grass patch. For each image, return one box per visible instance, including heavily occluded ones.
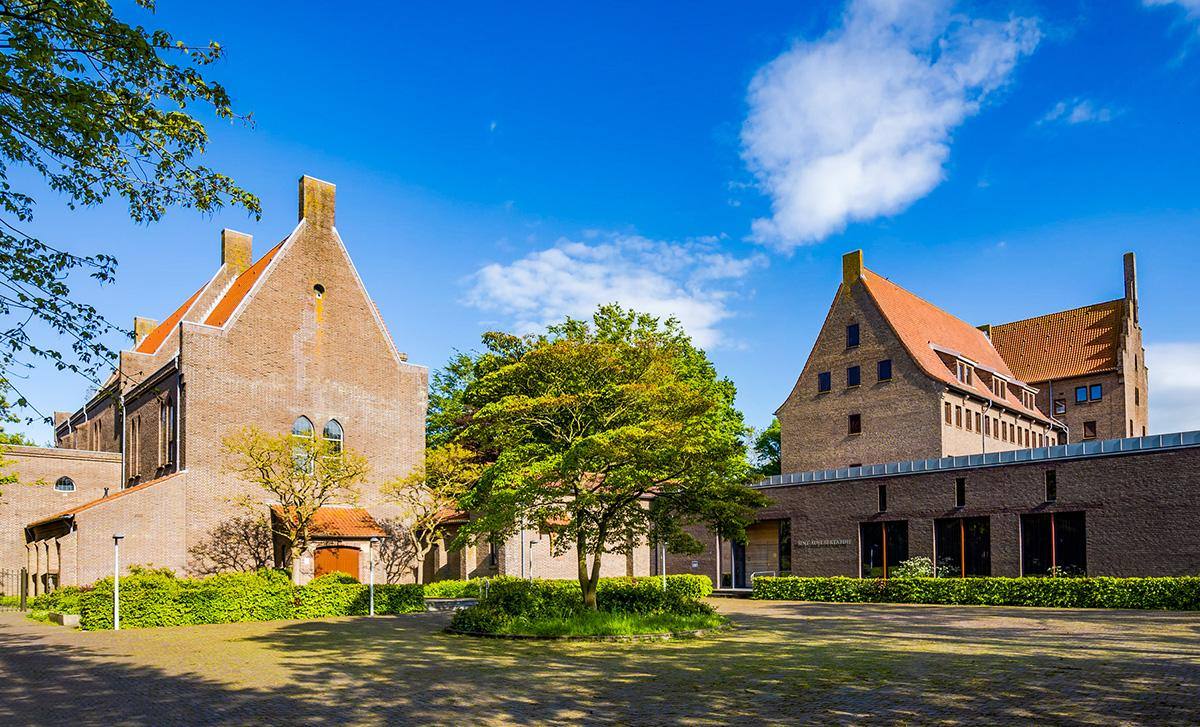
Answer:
[472,610,727,637]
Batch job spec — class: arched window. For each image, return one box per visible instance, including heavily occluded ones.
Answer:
[54,477,75,492]
[291,416,314,439]
[323,419,343,453]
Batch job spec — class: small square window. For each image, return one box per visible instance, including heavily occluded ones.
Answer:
[1053,399,1066,415]
[846,323,860,348]
[1089,384,1102,401]
[847,365,861,387]
[877,359,892,381]
[955,478,966,508]
[1075,386,1087,404]
[818,371,831,393]
[1045,470,1057,502]
[848,413,862,435]
[877,484,887,513]
[1083,420,1097,440]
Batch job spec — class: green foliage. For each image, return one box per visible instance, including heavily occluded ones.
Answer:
[28,585,89,614]
[442,304,768,608]
[449,604,512,634]
[423,579,486,599]
[0,0,258,422]
[663,574,714,600]
[751,418,781,477]
[752,576,1200,610]
[77,569,424,630]
[454,610,727,638]
[891,557,934,578]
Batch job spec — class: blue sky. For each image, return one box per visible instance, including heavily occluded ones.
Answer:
[11,0,1200,443]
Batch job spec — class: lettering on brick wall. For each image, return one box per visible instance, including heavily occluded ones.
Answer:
[796,539,851,548]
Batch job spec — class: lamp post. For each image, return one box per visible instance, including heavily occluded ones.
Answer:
[368,536,379,617]
[112,533,125,631]
[528,540,540,580]
[660,540,667,590]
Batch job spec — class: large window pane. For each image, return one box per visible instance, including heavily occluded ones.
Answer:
[934,517,991,577]
[1021,512,1086,577]
[860,521,908,578]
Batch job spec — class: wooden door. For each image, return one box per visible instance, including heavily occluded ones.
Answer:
[314,546,360,581]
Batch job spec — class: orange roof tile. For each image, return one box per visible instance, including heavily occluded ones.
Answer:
[27,471,184,529]
[860,270,1050,422]
[270,506,386,539]
[204,240,285,327]
[134,285,205,354]
[990,299,1125,383]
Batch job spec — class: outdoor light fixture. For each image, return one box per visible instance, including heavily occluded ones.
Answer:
[527,540,541,580]
[368,536,379,617]
[112,533,125,631]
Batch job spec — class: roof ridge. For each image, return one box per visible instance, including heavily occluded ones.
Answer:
[992,298,1125,331]
[26,470,186,529]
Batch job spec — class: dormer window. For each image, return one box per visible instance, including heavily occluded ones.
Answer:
[955,361,973,386]
[992,378,1006,398]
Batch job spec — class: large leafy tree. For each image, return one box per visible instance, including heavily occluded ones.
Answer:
[0,0,258,421]
[752,418,781,477]
[448,305,768,610]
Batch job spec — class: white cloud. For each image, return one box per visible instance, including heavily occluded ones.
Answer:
[1147,343,1200,434]
[741,0,1040,249]
[1039,98,1116,125]
[1145,0,1200,27]
[465,235,766,349]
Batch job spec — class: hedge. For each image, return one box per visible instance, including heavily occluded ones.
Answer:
[425,574,712,604]
[79,570,424,630]
[752,576,1200,610]
[28,585,90,615]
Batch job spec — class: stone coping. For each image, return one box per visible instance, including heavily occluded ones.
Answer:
[443,623,733,642]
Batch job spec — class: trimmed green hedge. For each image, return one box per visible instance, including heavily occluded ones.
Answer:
[29,585,90,615]
[752,576,1200,610]
[79,570,424,630]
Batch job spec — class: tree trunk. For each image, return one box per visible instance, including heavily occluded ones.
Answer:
[588,548,604,611]
[290,544,303,585]
[577,532,597,610]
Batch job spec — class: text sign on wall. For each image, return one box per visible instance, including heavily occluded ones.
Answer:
[796,539,851,548]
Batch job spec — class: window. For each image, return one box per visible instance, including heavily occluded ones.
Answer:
[992,379,1005,397]
[1021,512,1086,577]
[945,402,952,425]
[322,419,343,453]
[955,478,966,508]
[292,416,314,438]
[1045,470,1057,502]
[1053,399,1066,415]
[975,412,982,432]
[158,397,175,466]
[846,365,861,388]
[292,416,315,471]
[1089,384,1102,401]
[778,520,792,574]
[935,517,991,577]
[848,413,862,435]
[1075,386,1087,404]
[965,408,972,431]
[955,406,962,428]
[877,484,887,513]
[984,416,991,437]
[314,283,325,299]
[1134,388,1139,406]
[1129,419,1134,437]
[1083,421,1097,440]
[955,361,972,385]
[54,476,75,492]
[488,540,498,568]
[846,323,860,348]
[817,371,832,393]
[877,359,892,381]
[860,520,907,578]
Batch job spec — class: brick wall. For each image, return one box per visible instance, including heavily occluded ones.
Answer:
[669,444,1200,584]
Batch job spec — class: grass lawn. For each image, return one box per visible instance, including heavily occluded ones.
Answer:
[485,610,727,637]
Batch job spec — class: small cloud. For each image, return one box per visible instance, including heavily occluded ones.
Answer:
[1144,0,1200,30]
[464,233,766,349]
[1147,342,1200,433]
[1039,97,1118,126]
[489,120,498,133]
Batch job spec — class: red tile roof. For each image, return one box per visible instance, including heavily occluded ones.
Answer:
[26,471,184,529]
[204,240,285,327]
[134,285,205,354]
[859,270,1049,422]
[990,299,1126,383]
[270,506,386,539]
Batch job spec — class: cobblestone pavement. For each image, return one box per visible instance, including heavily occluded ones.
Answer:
[2,599,1199,725]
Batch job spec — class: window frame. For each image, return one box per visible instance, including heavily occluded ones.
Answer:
[1089,384,1102,402]
[847,413,862,436]
[54,476,75,492]
[1075,386,1087,404]
[877,359,892,382]
[817,371,832,394]
[846,365,861,388]
[846,323,860,348]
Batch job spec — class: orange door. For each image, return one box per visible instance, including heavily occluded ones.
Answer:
[314,546,360,581]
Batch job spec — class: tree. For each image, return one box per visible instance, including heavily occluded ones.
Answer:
[449,304,769,610]
[383,443,482,583]
[223,426,368,584]
[752,418,781,477]
[0,1,259,422]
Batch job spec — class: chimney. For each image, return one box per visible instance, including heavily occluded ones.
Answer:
[1123,255,1132,321]
[134,317,159,346]
[221,229,253,273]
[977,324,992,339]
[842,250,864,285]
[299,175,336,229]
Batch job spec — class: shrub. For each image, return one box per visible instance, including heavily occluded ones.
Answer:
[449,604,512,633]
[891,557,934,579]
[423,579,485,599]
[78,569,425,630]
[664,574,714,601]
[28,585,90,614]
[752,576,1200,610]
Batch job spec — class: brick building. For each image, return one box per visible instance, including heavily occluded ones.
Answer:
[990,253,1148,442]
[670,432,1200,586]
[5,175,645,593]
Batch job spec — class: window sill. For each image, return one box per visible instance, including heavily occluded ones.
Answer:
[846,384,860,390]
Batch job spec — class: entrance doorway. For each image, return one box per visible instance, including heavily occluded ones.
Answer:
[731,541,748,589]
[314,545,360,580]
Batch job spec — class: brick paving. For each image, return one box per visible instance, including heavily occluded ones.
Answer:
[1,599,1198,725]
